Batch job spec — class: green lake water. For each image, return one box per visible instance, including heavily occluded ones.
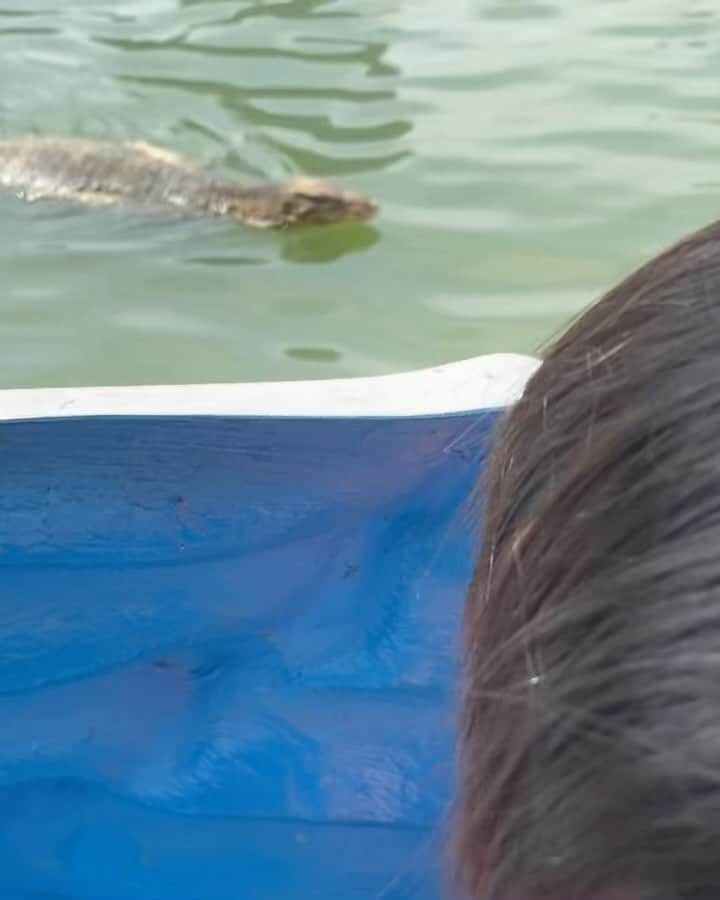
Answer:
[1,0,719,387]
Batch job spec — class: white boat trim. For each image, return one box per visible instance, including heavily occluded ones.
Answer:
[0,354,539,421]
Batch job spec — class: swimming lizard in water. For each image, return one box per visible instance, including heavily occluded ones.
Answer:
[0,137,378,228]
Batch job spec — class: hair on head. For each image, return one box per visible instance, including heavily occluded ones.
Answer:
[455,219,720,900]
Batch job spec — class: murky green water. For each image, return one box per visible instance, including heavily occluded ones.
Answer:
[1,0,719,387]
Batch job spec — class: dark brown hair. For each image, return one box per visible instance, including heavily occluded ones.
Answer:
[456,220,720,900]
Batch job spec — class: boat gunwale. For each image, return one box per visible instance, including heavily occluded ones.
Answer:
[0,354,539,423]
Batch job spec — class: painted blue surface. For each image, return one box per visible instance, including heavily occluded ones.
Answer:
[0,409,500,900]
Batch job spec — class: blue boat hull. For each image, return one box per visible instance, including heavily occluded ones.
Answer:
[0,357,534,899]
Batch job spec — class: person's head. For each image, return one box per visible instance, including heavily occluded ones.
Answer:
[456,219,720,900]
